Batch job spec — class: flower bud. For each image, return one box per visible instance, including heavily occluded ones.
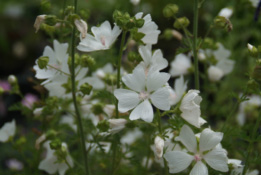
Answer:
[174,17,190,29]
[75,19,88,39]
[252,65,261,82]
[154,136,164,159]
[80,83,93,95]
[163,29,182,41]
[80,55,95,67]
[97,120,110,132]
[35,134,46,150]
[34,15,46,33]
[128,51,142,62]
[214,16,233,32]
[247,79,260,93]
[8,75,17,85]
[248,43,258,57]
[37,56,49,69]
[50,139,62,150]
[44,15,57,26]
[163,4,179,18]
[0,87,4,95]
[46,130,57,139]
[108,119,127,134]
[91,103,104,115]
[207,66,224,82]
[40,0,51,12]
[126,18,136,29]
[33,107,43,117]
[135,18,145,28]
[103,74,117,86]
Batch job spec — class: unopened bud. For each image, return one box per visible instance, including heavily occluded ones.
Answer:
[135,18,145,28]
[214,16,233,32]
[252,65,261,82]
[247,79,260,93]
[37,56,49,69]
[8,75,17,85]
[174,17,190,29]
[81,55,95,67]
[44,15,57,26]
[50,139,62,150]
[108,119,127,134]
[80,83,93,95]
[163,4,179,18]
[172,30,183,40]
[128,51,142,62]
[91,103,104,115]
[35,134,46,150]
[248,43,258,57]
[154,136,164,159]
[34,15,46,33]
[75,19,88,39]
[97,120,110,132]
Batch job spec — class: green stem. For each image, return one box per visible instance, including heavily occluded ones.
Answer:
[71,0,90,174]
[116,30,127,118]
[193,0,199,90]
[157,109,162,134]
[242,104,261,175]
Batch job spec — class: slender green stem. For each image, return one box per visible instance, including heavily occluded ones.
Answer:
[242,104,261,175]
[193,0,199,90]
[71,0,90,174]
[116,30,127,118]
[157,109,162,134]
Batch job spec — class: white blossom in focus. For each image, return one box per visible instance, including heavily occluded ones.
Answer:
[179,90,206,128]
[38,141,74,175]
[169,54,192,77]
[135,12,161,45]
[164,125,228,175]
[77,21,121,52]
[0,119,16,142]
[114,65,170,122]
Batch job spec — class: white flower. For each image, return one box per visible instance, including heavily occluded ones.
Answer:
[108,118,127,134]
[154,136,164,159]
[169,54,192,77]
[135,12,161,45]
[249,0,259,7]
[114,65,170,122]
[0,119,16,142]
[138,45,168,75]
[130,0,140,5]
[228,159,259,175]
[77,21,121,52]
[168,76,187,106]
[33,40,69,85]
[6,159,23,171]
[34,15,46,33]
[120,128,143,145]
[207,65,224,82]
[179,90,206,128]
[35,134,47,150]
[74,19,88,39]
[60,114,77,132]
[237,95,261,125]
[39,141,74,175]
[164,125,228,175]
[248,43,254,51]
[218,8,233,19]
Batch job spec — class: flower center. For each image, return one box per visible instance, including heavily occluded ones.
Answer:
[100,36,106,46]
[194,154,202,161]
[139,91,150,100]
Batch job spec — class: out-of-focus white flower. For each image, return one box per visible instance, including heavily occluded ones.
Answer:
[138,45,168,75]
[21,93,39,109]
[218,8,233,19]
[33,40,69,85]
[60,114,77,132]
[34,15,46,33]
[108,118,127,134]
[8,75,17,84]
[6,158,23,171]
[135,12,161,45]
[249,0,259,7]
[77,21,121,52]
[114,65,170,122]
[33,107,43,117]
[228,159,259,175]
[248,43,254,51]
[198,49,206,61]
[39,141,74,175]
[164,125,228,174]
[154,136,164,159]
[74,19,88,39]
[207,66,224,82]
[237,95,261,125]
[179,90,206,128]
[169,54,192,77]
[120,128,143,145]
[168,76,187,106]
[0,119,16,142]
[130,0,140,5]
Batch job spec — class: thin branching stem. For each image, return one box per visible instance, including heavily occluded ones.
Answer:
[193,0,199,90]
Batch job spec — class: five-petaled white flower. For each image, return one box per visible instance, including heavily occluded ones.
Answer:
[0,119,16,142]
[164,125,228,175]
[77,20,121,52]
[179,90,206,128]
[135,12,161,45]
[38,141,74,175]
[114,65,170,122]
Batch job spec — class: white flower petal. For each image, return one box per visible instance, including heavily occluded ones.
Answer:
[170,54,191,77]
[199,128,223,152]
[122,65,146,92]
[203,148,228,172]
[146,72,170,92]
[139,45,152,65]
[129,100,153,122]
[178,125,197,153]
[0,119,16,142]
[150,87,170,110]
[114,89,140,113]
[216,58,235,75]
[190,161,208,175]
[164,151,194,173]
